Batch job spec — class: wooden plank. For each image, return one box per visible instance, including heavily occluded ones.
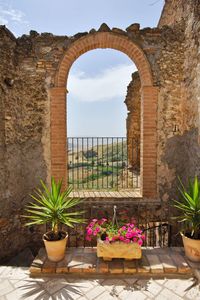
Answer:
[146,254,164,273]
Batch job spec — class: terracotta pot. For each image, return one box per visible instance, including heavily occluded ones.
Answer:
[43,231,68,262]
[97,238,142,261]
[181,232,200,262]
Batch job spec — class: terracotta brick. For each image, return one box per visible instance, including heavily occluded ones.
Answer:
[159,254,177,273]
[109,259,124,274]
[68,254,84,273]
[42,259,56,273]
[146,254,164,273]
[29,248,46,274]
[56,253,70,273]
[124,259,137,274]
[137,254,151,273]
[171,253,191,274]
[97,258,109,273]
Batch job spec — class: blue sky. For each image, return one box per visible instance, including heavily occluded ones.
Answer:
[0,0,164,137]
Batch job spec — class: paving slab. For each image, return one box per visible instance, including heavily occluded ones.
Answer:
[0,267,200,300]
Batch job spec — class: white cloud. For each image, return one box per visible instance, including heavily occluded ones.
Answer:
[0,16,8,25]
[68,64,136,102]
[0,2,28,26]
[2,8,25,22]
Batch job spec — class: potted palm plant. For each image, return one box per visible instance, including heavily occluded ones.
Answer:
[173,176,200,262]
[23,177,85,262]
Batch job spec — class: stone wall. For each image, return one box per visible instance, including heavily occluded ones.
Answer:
[0,26,50,260]
[125,71,141,170]
[0,0,200,259]
[157,0,200,201]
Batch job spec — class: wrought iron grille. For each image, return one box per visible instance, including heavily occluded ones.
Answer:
[57,200,171,248]
[67,137,140,190]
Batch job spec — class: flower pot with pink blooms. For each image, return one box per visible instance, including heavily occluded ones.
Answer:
[86,206,145,261]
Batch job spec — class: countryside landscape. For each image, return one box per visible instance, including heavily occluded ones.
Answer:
[67,137,140,190]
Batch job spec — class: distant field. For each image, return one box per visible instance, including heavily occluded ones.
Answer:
[67,140,139,190]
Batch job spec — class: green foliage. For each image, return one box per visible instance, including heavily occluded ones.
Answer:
[173,176,200,239]
[23,177,85,237]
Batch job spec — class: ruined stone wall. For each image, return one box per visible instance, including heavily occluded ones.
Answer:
[157,0,200,201]
[0,4,199,258]
[125,71,141,170]
[0,27,51,261]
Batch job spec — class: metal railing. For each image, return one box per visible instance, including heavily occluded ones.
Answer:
[56,200,171,248]
[67,137,140,190]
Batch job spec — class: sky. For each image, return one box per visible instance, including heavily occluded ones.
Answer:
[0,0,164,137]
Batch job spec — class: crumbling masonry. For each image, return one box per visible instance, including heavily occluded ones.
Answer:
[0,0,199,260]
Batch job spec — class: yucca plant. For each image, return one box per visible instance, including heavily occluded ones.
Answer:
[173,176,200,239]
[23,177,85,241]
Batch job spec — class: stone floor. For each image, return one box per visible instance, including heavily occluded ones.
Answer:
[30,247,195,276]
[0,266,200,299]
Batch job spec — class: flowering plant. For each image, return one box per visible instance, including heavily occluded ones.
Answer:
[86,217,145,246]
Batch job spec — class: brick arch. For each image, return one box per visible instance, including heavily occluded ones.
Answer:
[50,32,158,199]
[56,32,153,87]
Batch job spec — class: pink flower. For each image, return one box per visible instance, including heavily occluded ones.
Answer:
[87,228,93,235]
[138,239,143,246]
[125,232,133,239]
[119,236,125,241]
[98,218,107,225]
[124,239,131,243]
[95,226,101,233]
[92,218,98,222]
[86,236,91,241]
[141,234,145,240]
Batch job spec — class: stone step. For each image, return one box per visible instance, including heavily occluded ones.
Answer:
[29,247,194,277]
